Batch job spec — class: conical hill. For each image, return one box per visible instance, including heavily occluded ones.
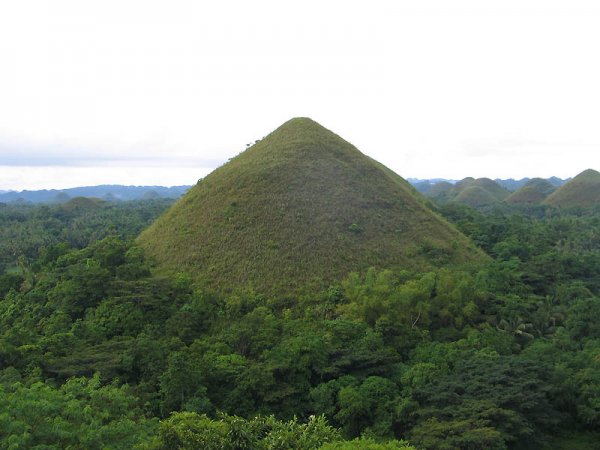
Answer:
[429,178,509,207]
[138,118,486,294]
[425,181,454,200]
[545,169,600,208]
[452,178,509,207]
[505,178,556,204]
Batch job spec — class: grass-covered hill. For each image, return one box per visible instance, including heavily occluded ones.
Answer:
[452,178,510,206]
[426,181,454,199]
[427,177,509,207]
[138,118,486,294]
[545,169,600,208]
[505,178,556,204]
[494,177,530,192]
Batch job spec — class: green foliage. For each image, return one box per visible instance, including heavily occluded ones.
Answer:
[144,412,341,450]
[408,418,506,450]
[0,373,156,449]
[160,350,211,414]
[2,185,600,449]
[403,357,562,448]
[0,199,172,272]
[320,438,415,449]
[0,273,23,297]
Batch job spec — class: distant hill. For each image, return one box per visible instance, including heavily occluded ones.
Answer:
[548,176,568,187]
[428,181,454,199]
[138,117,487,294]
[424,177,509,207]
[53,192,71,203]
[545,169,600,208]
[408,177,459,185]
[409,178,459,194]
[0,185,191,203]
[142,190,162,200]
[505,178,556,205]
[453,185,501,207]
[61,196,106,211]
[495,178,530,192]
[412,181,434,195]
[412,177,567,194]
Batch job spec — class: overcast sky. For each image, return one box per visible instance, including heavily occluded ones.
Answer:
[1,0,600,190]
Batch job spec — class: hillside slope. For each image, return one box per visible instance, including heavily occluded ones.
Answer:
[545,169,600,208]
[138,118,486,293]
[505,178,556,204]
[428,177,509,207]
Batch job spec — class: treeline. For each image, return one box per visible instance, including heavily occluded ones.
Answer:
[1,201,600,448]
[0,199,174,273]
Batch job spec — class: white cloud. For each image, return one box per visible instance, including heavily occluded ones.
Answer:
[1,0,600,188]
[0,165,211,191]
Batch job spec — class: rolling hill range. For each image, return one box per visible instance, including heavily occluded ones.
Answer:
[0,185,190,203]
[412,177,567,196]
[138,117,487,294]
[494,178,531,192]
[505,178,556,204]
[545,169,600,208]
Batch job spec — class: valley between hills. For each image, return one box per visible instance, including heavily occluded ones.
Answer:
[2,119,600,449]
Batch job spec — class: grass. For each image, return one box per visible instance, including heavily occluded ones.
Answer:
[426,181,454,199]
[429,178,509,207]
[453,185,500,207]
[505,186,547,204]
[504,178,556,205]
[545,168,600,208]
[523,177,557,195]
[137,117,487,295]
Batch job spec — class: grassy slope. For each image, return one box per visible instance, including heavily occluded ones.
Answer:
[454,185,499,207]
[138,118,487,294]
[505,186,547,204]
[426,181,454,199]
[524,178,557,195]
[442,178,509,207]
[545,169,600,208]
[505,179,556,204]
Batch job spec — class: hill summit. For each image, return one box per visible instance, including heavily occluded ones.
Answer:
[505,178,556,205]
[545,169,600,208]
[138,118,485,293]
[450,178,509,207]
[425,178,509,207]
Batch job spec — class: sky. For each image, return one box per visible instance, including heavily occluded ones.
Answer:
[1,0,600,190]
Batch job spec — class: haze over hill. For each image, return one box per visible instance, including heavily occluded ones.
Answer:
[138,118,486,294]
[0,185,190,204]
[410,177,568,193]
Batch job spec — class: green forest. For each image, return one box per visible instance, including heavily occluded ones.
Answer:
[2,198,600,449]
